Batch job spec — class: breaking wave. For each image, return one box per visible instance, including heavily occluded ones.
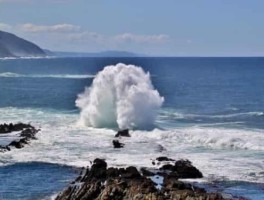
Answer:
[76,63,164,129]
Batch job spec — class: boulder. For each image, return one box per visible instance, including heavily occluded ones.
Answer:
[159,159,203,179]
[115,129,131,137]
[113,140,125,148]
[173,159,203,179]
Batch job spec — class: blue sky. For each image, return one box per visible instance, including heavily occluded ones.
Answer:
[0,0,263,56]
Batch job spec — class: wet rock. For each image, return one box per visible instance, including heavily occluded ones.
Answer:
[156,156,175,162]
[0,123,40,153]
[173,159,203,179]
[20,127,39,139]
[0,145,10,152]
[56,159,226,200]
[0,123,34,134]
[93,158,107,168]
[113,140,125,148]
[159,159,203,179]
[88,158,108,179]
[9,140,24,148]
[121,166,141,179]
[115,129,131,137]
[107,167,120,178]
[159,164,174,171]
[141,168,155,176]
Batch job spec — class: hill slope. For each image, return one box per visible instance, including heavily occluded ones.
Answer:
[0,31,46,58]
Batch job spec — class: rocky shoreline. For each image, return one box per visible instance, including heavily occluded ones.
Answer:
[55,158,228,200]
[55,130,239,200]
[0,123,40,152]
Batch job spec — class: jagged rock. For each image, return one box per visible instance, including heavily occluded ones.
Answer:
[88,159,107,179]
[115,129,131,137]
[0,123,40,152]
[121,166,141,179]
[159,159,203,179]
[113,140,125,148]
[107,167,120,178]
[0,123,35,134]
[55,159,226,200]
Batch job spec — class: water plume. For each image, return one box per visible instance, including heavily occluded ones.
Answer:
[76,63,164,129]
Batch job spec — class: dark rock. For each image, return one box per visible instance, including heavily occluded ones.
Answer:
[88,159,107,179]
[159,164,174,171]
[0,123,35,134]
[19,138,29,144]
[107,167,120,178]
[9,140,24,148]
[6,146,11,151]
[159,159,203,179]
[0,145,10,152]
[156,156,175,162]
[113,140,125,148]
[121,166,141,179]
[173,159,203,179]
[55,159,226,200]
[93,158,107,168]
[141,168,155,176]
[0,123,39,153]
[115,129,131,137]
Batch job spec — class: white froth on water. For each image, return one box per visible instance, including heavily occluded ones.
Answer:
[0,72,94,79]
[0,107,264,183]
[75,63,164,130]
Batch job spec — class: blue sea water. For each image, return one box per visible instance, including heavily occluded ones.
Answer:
[0,57,263,199]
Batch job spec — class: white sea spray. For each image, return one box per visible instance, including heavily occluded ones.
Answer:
[76,63,164,129]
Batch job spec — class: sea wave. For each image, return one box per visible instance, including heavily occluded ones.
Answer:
[160,110,264,120]
[0,56,55,60]
[0,72,94,79]
[0,107,263,183]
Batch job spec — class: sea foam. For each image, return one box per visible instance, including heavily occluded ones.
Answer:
[76,63,164,129]
[0,72,94,79]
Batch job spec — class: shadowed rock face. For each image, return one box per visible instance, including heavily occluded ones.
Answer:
[55,158,227,200]
[0,30,46,58]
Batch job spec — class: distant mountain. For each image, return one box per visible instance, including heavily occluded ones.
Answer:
[0,30,46,58]
[46,50,144,57]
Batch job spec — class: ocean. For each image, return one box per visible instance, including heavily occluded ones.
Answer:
[0,57,263,199]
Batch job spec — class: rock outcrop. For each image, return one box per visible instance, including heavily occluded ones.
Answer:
[0,123,40,152]
[113,140,125,148]
[115,129,131,138]
[56,158,227,200]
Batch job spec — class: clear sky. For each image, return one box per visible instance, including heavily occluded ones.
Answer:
[0,0,263,56]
